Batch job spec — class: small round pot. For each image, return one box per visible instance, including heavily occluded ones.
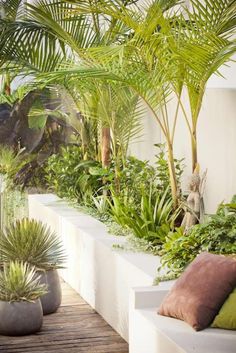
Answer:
[39,269,62,315]
[0,299,43,336]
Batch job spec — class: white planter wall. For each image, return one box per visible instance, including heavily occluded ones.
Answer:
[28,194,163,342]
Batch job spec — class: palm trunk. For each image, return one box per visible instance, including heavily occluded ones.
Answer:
[4,74,11,96]
[167,141,178,209]
[191,130,198,173]
[191,89,204,173]
[101,127,111,168]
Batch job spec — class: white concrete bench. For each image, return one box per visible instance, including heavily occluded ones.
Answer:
[129,285,236,353]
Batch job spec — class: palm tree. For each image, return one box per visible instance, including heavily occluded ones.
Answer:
[176,0,236,171]
[1,0,235,206]
[0,0,143,169]
[29,0,187,206]
[52,0,236,193]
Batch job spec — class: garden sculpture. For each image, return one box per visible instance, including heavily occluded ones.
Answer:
[182,164,204,232]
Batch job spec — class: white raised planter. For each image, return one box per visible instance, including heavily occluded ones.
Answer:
[28,194,163,342]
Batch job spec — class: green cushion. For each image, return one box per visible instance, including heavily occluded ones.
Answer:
[211,289,236,329]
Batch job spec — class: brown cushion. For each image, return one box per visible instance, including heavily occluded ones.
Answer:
[158,252,236,331]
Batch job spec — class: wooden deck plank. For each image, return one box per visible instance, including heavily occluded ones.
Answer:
[0,280,129,353]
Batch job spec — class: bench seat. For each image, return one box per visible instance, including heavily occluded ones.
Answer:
[129,285,236,353]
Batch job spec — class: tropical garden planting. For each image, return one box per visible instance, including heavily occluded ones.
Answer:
[0,0,235,336]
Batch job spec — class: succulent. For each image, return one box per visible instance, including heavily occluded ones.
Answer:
[0,261,47,302]
[0,218,66,270]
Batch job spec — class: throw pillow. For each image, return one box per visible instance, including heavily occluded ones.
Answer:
[158,252,236,331]
[211,288,236,329]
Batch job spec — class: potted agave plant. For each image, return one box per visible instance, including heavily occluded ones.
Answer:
[0,218,66,315]
[0,261,47,336]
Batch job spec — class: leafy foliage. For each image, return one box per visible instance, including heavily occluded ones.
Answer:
[155,144,184,194]
[0,218,66,270]
[45,146,106,203]
[44,144,184,246]
[0,261,47,302]
[160,200,236,277]
[115,156,156,207]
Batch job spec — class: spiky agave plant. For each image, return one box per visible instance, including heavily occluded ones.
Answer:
[0,218,66,270]
[0,261,47,302]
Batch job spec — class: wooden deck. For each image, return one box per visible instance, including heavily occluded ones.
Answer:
[0,281,129,353]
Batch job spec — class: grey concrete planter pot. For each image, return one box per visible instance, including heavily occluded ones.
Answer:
[39,269,62,315]
[0,299,43,336]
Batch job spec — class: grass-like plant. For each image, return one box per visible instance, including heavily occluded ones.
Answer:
[0,261,47,302]
[110,186,179,245]
[0,218,66,271]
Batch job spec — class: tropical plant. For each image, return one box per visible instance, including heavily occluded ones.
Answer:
[0,0,144,172]
[110,186,179,245]
[0,261,47,302]
[160,199,236,277]
[8,0,183,206]
[1,0,234,207]
[0,218,66,270]
[26,0,236,202]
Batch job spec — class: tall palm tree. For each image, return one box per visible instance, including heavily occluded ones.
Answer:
[0,0,143,167]
[177,0,236,170]
[54,0,236,194]
[1,0,235,205]
[0,0,188,205]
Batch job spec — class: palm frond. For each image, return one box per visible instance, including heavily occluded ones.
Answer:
[0,0,25,20]
[27,1,99,53]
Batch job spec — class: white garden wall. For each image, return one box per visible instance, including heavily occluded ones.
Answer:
[28,194,164,342]
[130,86,236,214]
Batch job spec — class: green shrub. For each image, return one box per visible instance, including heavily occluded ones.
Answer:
[115,156,156,209]
[45,146,184,249]
[155,143,184,194]
[160,200,236,277]
[45,146,105,203]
